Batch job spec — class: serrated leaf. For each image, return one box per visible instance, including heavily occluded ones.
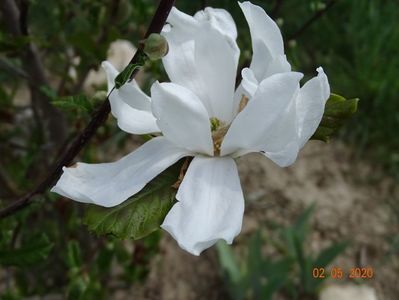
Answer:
[84,161,183,240]
[0,234,53,267]
[52,95,93,113]
[311,93,359,142]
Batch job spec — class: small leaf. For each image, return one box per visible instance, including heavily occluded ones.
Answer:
[312,93,359,142]
[84,160,183,240]
[66,240,83,269]
[294,203,315,239]
[114,52,147,89]
[52,95,93,113]
[114,64,136,89]
[0,234,53,267]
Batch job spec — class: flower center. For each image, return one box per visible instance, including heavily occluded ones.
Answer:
[209,95,250,156]
[210,117,229,156]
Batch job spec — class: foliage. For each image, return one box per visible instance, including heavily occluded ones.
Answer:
[283,0,399,176]
[84,160,182,239]
[217,205,348,300]
[311,94,358,142]
[0,234,53,267]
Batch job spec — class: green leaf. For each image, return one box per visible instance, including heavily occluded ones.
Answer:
[294,203,315,238]
[313,241,348,268]
[216,241,242,284]
[52,95,93,113]
[0,234,53,267]
[114,51,147,89]
[312,93,359,142]
[66,240,83,269]
[84,160,183,240]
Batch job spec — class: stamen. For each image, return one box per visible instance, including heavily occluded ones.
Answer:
[209,117,230,156]
[238,95,249,113]
[210,117,220,132]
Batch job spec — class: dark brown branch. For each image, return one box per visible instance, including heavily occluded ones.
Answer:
[271,0,284,18]
[288,0,338,40]
[0,0,68,149]
[0,0,176,219]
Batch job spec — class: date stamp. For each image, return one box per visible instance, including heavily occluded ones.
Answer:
[312,267,374,279]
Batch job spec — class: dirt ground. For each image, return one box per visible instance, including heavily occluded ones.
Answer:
[122,141,399,300]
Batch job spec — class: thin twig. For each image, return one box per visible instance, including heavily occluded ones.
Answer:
[0,57,29,79]
[288,0,338,40]
[271,0,284,18]
[71,0,121,94]
[0,0,68,150]
[0,0,176,219]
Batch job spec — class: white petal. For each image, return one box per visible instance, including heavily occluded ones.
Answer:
[221,72,303,156]
[263,140,299,167]
[51,137,190,207]
[193,23,239,121]
[194,7,237,40]
[151,82,213,156]
[296,67,330,148]
[241,67,259,97]
[101,61,118,93]
[102,61,159,134]
[166,7,199,37]
[161,156,244,256]
[162,11,239,122]
[239,2,289,81]
[263,54,291,78]
[260,96,300,167]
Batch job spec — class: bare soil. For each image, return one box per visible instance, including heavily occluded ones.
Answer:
[126,141,399,300]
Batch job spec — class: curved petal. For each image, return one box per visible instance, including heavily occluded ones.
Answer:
[102,61,159,134]
[161,156,244,256]
[194,7,237,41]
[193,23,239,121]
[51,137,190,207]
[162,10,239,122]
[241,67,259,97]
[102,60,119,94]
[221,72,303,156]
[296,67,330,148]
[151,82,213,156]
[239,2,290,81]
[260,96,300,167]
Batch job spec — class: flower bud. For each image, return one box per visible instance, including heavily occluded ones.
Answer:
[143,33,169,61]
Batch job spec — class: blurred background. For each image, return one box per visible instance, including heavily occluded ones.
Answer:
[0,0,398,299]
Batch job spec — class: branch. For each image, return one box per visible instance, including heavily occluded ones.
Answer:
[271,0,284,19]
[0,0,68,149]
[0,0,176,219]
[288,0,338,40]
[0,56,29,79]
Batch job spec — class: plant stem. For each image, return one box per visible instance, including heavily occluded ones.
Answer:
[288,0,338,40]
[0,0,176,219]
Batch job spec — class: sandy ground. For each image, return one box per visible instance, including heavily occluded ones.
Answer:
[122,140,399,300]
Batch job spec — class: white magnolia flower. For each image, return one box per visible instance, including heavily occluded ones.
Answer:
[52,2,330,255]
